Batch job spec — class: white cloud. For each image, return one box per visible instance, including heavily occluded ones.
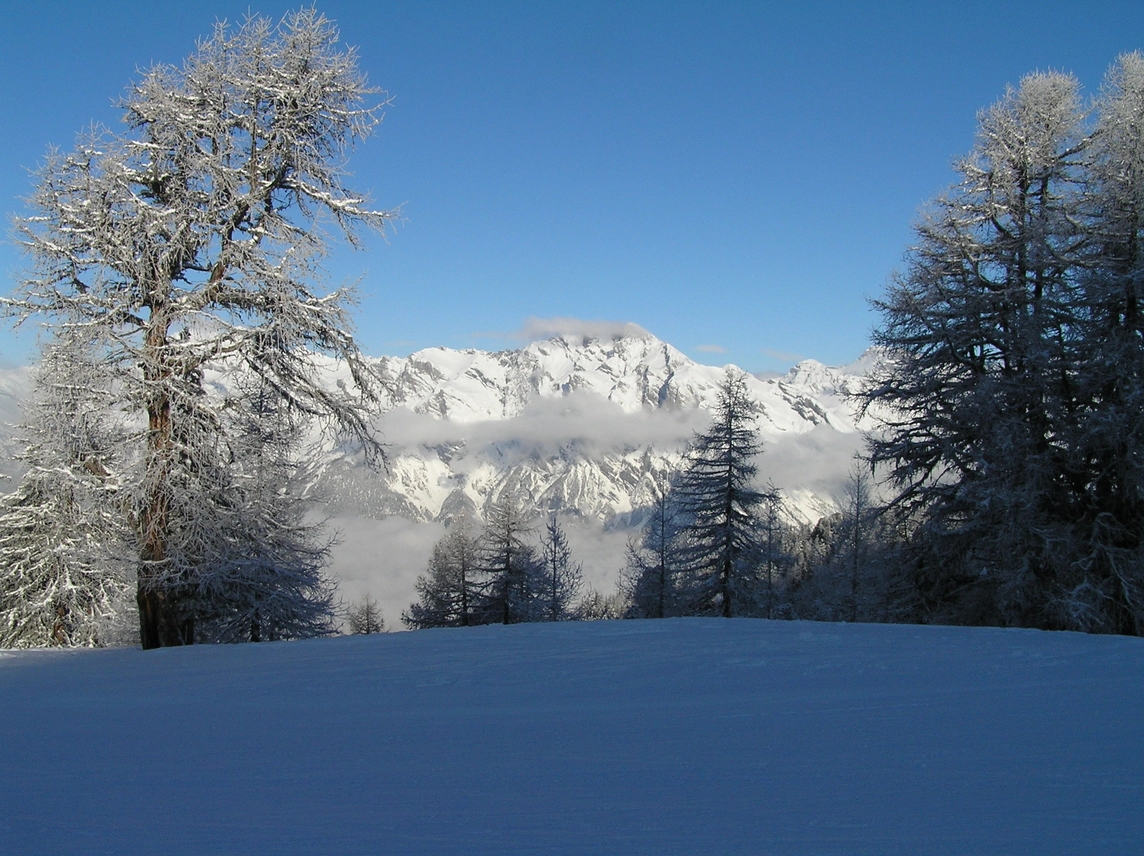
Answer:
[375,390,705,457]
[694,344,726,354]
[517,316,649,343]
[326,515,445,631]
[762,347,804,363]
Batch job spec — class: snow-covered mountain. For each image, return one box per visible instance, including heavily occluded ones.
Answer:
[374,332,874,429]
[314,331,878,528]
[0,332,877,526]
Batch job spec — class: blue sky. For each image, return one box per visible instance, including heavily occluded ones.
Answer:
[2,1,1141,372]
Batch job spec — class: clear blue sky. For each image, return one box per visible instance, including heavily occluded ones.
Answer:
[2,1,1141,371]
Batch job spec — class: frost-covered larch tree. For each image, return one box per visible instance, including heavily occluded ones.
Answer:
[186,377,339,643]
[864,58,1144,634]
[1065,53,1144,634]
[4,10,394,648]
[864,71,1089,628]
[0,335,134,647]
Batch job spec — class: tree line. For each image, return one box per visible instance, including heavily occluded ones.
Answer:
[403,509,594,627]
[3,8,1143,646]
[405,370,805,627]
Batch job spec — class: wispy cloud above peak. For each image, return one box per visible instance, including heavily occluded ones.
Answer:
[762,347,805,363]
[518,317,650,343]
[694,344,726,354]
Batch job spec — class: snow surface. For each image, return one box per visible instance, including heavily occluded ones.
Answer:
[2,619,1141,854]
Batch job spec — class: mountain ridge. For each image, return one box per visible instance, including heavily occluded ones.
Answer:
[0,332,878,526]
[0,331,878,622]
[310,331,878,528]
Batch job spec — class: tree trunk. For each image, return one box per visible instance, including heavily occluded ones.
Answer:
[137,314,186,649]
[137,587,187,649]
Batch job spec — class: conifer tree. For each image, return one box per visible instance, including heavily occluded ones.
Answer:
[4,10,393,647]
[672,370,775,617]
[347,594,385,634]
[864,61,1144,634]
[622,480,683,618]
[186,379,339,643]
[0,337,134,647]
[474,493,543,625]
[403,520,482,629]
[1062,53,1144,633]
[537,515,582,621]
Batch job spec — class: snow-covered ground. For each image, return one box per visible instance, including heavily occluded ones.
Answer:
[1,619,1140,854]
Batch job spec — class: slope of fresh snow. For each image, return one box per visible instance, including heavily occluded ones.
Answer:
[1,619,1140,854]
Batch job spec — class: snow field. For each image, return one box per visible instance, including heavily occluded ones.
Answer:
[1,618,1141,854]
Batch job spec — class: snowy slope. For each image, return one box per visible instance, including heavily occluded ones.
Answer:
[1,619,1140,854]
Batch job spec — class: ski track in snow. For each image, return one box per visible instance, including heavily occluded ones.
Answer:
[1,619,1141,854]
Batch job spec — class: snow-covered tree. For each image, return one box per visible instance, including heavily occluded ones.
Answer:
[756,482,795,618]
[840,463,876,622]
[403,519,482,629]
[185,379,339,643]
[536,515,582,621]
[864,70,1088,627]
[0,337,134,647]
[576,586,626,621]
[4,10,394,648]
[788,462,889,623]
[673,369,774,617]
[864,62,1144,634]
[1060,53,1144,634]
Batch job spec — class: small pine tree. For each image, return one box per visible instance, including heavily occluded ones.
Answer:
[473,493,543,625]
[537,515,583,621]
[403,519,481,629]
[622,480,683,618]
[576,586,626,621]
[347,594,385,634]
[757,484,794,618]
[673,370,776,617]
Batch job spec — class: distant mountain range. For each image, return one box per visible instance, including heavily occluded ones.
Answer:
[312,331,879,527]
[0,331,879,619]
[1,332,877,526]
